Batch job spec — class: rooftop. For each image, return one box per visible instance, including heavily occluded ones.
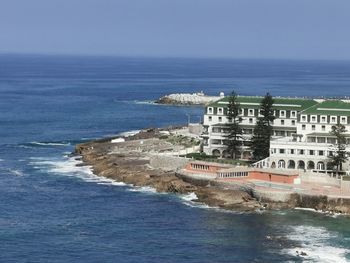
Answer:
[208,96,318,111]
[302,100,350,116]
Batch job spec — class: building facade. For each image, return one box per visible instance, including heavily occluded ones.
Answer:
[202,96,350,173]
[268,100,350,173]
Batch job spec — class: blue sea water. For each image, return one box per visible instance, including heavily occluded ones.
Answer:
[1,54,350,262]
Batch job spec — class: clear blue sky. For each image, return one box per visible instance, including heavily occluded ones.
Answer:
[1,0,350,60]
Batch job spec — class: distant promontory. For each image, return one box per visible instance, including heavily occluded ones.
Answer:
[155,91,224,105]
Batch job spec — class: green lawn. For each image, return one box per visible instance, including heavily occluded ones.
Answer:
[185,152,251,166]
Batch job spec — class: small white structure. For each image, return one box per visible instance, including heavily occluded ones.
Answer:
[111,138,125,143]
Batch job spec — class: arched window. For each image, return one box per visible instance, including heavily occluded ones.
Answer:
[307,161,315,170]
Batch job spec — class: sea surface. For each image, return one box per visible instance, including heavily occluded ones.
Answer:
[1,54,350,262]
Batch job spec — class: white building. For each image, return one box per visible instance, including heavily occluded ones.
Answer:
[268,100,350,173]
[202,96,350,173]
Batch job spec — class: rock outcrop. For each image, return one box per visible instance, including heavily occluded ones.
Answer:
[156,92,222,105]
[74,131,263,212]
[74,128,350,214]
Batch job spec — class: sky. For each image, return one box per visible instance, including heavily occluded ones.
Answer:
[1,0,350,60]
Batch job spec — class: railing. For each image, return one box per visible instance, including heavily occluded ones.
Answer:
[270,140,333,146]
[252,157,270,168]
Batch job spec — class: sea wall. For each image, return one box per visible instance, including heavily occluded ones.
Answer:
[252,188,293,203]
[300,172,341,187]
[341,180,350,192]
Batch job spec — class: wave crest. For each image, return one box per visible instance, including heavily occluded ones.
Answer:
[283,225,350,263]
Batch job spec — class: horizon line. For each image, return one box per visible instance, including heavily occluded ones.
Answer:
[1,51,350,63]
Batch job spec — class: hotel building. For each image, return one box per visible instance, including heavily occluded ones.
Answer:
[201,96,350,173]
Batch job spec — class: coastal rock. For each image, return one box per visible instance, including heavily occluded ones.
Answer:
[74,131,262,212]
[155,92,222,105]
[74,128,350,214]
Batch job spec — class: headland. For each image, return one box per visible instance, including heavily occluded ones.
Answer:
[74,126,350,214]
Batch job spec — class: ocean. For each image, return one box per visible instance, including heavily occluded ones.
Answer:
[1,54,350,262]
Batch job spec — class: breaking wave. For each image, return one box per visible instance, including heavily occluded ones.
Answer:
[128,186,158,194]
[117,130,141,137]
[29,141,71,146]
[283,225,350,262]
[29,156,128,187]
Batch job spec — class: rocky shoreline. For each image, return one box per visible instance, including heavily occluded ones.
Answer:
[74,128,268,212]
[73,128,350,214]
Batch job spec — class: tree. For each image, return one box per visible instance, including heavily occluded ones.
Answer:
[225,91,243,159]
[329,123,348,172]
[251,93,275,161]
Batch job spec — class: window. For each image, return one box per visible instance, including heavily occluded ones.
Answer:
[312,125,316,131]
[239,109,244,116]
[321,116,327,123]
[317,137,326,143]
[309,150,314,155]
[218,107,223,115]
[281,120,285,125]
[331,116,337,123]
[341,116,347,124]
[292,120,296,126]
[308,137,316,143]
[218,117,222,122]
[321,125,326,131]
[208,107,213,114]
[328,137,336,144]
[279,149,285,154]
[280,110,286,118]
[299,149,305,155]
[291,111,297,118]
[248,109,254,116]
[319,150,324,156]
[208,116,212,122]
[302,124,306,130]
[290,149,295,154]
[249,118,253,124]
[301,115,307,122]
[243,129,253,134]
[311,115,317,123]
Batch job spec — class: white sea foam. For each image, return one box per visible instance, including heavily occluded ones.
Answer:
[29,141,71,146]
[29,156,128,187]
[179,192,245,213]
[180,192,198,202]
[128,186,157,194]
[283,225,350,263]
[295,207,343,217]
[8,169,24,176]
[133,100,158,105]
[179,193,222,211]
[0,158,4,162]
[294,207,325,214]
[118,130,141,137]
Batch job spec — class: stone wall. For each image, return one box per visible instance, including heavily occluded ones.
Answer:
[341,180,350,193]
[300,172,341,187]
[150,155,189,171]
[252,188,293,202]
